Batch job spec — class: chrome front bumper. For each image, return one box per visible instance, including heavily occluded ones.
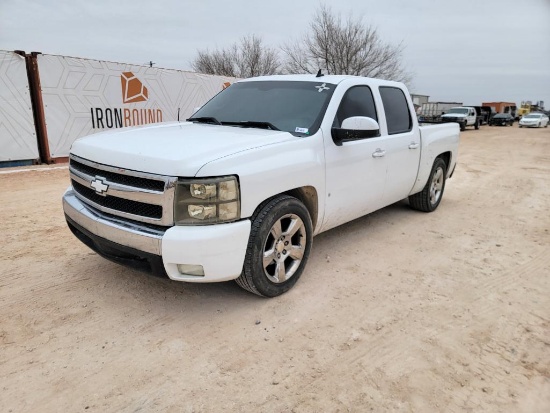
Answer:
[63,188,252,282]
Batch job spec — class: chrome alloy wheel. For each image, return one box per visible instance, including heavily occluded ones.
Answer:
[430,167,444,206]
[263,213,306,283]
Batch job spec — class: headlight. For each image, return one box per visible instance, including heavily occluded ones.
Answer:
[174,176,240,225]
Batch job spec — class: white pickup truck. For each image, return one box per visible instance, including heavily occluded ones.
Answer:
[441,106,481,131]
[63,74,460,297]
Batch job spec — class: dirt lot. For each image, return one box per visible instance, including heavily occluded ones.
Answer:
[1,125,549,412]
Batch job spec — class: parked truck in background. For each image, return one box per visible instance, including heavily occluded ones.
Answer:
[440,106,482,131]
[419,101,463,121]
[474,106,494,125]
[63,74,460,297]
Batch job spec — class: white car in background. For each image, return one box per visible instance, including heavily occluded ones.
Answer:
[519,113,549,128]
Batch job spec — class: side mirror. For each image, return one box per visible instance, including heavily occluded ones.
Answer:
[331,116,380,146]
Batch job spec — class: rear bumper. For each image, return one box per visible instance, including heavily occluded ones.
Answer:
[63,189,251,282]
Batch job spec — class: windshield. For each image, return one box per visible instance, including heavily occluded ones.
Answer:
[447,108,469,114]
[524,114,541,119]
[190,81,336,136]
[494,114,509,118]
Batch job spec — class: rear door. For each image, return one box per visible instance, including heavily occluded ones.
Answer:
[378,86,421,205]
[468,108,476,125]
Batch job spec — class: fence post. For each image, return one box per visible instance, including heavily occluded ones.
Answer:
[19,51,52,164]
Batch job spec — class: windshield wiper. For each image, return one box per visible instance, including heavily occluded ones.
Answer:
[223,121,280,131]
[186,116,222,125]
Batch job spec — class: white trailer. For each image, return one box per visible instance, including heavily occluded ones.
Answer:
[420,102,463,119]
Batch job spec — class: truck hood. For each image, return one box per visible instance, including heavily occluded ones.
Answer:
[441,113,466,119]
[70,122,295,176]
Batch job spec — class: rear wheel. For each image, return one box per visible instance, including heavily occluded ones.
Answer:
[409,158,447,212]
[236,195,312,297]
[474,120,480,130]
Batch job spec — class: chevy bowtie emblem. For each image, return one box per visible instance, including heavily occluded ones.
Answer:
[90,177,109,196]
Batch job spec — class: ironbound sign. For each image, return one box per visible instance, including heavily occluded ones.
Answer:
[35,53,236,159]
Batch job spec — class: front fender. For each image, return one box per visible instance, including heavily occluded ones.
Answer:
[195,133,326,231]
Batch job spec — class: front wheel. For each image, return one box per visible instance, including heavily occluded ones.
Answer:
[409,158,447,212]
[236,195,313,297]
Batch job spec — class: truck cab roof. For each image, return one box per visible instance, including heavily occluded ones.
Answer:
[237,74,405,88]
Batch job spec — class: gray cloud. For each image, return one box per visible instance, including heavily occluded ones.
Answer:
[1,0,549,107]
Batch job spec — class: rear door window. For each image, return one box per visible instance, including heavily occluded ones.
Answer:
[379,87,412,135]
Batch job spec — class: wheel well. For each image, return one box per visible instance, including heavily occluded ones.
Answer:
[250,187,319,232]
[437,152,451,172]
[285,186,319,232]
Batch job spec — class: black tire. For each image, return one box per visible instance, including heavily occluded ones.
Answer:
[474,120,480,130]
[235,195,313,297]
[408,158,447,212]
[460,122,466,131]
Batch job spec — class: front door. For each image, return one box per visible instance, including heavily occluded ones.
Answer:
[322,85,387,231]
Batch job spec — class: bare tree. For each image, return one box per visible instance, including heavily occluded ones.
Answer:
[282,5,412,84]
[192,35,280,78]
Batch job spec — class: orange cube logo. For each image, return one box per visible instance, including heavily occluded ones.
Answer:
[121,72,148,103]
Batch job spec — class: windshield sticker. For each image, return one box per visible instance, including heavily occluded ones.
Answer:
[315,83,330,93]
[295,127,309,134]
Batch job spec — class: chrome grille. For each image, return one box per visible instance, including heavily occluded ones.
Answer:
[70,158,165,191]
[72,180,163,219]
[69,155,177,226]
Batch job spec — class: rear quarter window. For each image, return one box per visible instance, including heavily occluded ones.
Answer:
[379,87,412,135]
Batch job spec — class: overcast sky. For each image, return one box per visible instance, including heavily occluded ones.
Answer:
[1,0,549,107]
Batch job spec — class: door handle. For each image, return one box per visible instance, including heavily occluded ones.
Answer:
[408,142,420,149]
[372,149,386,158]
